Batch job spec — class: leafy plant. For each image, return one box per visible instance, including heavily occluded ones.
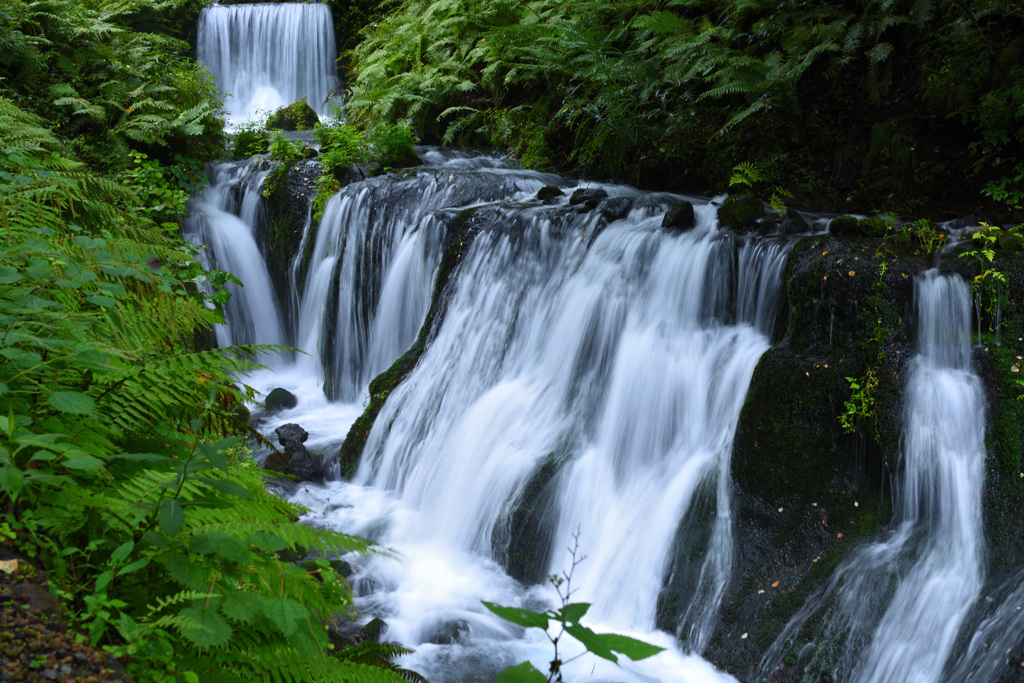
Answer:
[959,224,1009,330]
[839,370,879,435]
[0,95,405,683]
[729,162,763,195]
[485,531,663,682]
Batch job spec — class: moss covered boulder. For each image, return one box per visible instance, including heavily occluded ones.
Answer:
[265,99,319,131]
[718,195,764,232]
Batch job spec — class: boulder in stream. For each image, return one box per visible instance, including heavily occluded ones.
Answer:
[263,423,324,482]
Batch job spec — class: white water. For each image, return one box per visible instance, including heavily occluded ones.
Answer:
[759,269,985,682]
[182,160,287,351]
[196,3,337,123]
[188,144,795,680]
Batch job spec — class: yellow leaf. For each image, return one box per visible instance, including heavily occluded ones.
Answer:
[772,581,779,588]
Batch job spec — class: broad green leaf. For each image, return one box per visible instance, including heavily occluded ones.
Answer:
[178,604,233,649]
[251,530,287,552]
[47,391,95,415]
[0,267,22,284]
[496,661,548,683]
[94,569,115,592]
[262,597,310,636]
[86,295,117,308]
[116,559,149,576]
[597,633,665,661]
[110,540,134,564]
[482,601,550,629]
[559,602,590,624]
[158,498,185,536]
[0,465,25,499]
[564,623,617,662]
[191,532,250,564]
[63,455,105,470]
[221,591,262,625]
[198,441,228,472]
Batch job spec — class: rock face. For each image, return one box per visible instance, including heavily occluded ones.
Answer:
[662,200,696,231]
[264,423,323,482]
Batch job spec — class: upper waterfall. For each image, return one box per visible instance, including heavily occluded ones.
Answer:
[197,3,337,123]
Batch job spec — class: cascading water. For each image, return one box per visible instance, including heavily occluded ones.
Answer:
[189,138,794,679]
[196,3,337,122]
[759,269,985,682]
[183,160,287,352]
[281,174,790,681]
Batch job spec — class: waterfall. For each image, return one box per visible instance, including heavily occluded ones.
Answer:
[855,270,984,682]
[196,3,337,123]
[759,269,985,682]
[182,160,287,352]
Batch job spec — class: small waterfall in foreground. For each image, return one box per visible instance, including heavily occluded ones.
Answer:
[197,3,337,122]
[759,269,985,683]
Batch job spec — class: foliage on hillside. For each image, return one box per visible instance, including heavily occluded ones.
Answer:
[347,0,1024,217]
[0,1,411,680]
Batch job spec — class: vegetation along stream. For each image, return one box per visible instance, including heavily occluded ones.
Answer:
[3,0,1024,682]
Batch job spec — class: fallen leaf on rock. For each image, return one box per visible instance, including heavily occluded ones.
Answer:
[0,559,18,573]
[772,581,779,588]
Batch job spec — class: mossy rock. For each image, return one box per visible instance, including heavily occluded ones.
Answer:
[718,195,764,232]
[998,230,1024,252]
[265,99,319,131]
[856,217,888,237]
[780,211,810,234]
[829,215,859,235]
[265,387,298,413]
[662,200,696,231]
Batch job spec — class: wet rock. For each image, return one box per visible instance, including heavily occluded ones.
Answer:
[362,617,387,642]
[718,195,764,232]
[780,212,810,234]
[599,197,633,223]
[537,185,565,204]
[947,211,991,231]
[856,217,888,237]
[569,187,608,212]
[265,387,298,413]
[662,200,696,231]
[428,619,471,644]
[264,423,324,482]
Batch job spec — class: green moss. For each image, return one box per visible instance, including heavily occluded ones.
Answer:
[718,194,764,230]
[856,217,888,237]
[266,99,320,131]
[336,206,483,477]
[829,215,859,235]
